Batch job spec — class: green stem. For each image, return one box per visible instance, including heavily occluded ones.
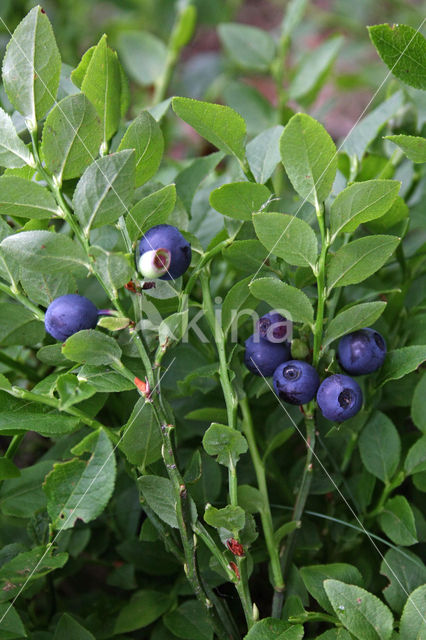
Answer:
[3,433,24,460]
[200,271,254,629]
[366,471,405,519]
[312,203,329,366]
[240,397,284,592]
[0,350,40,382]
[272,411,316,618]
[0,281,44,321]
[193,522,236,583]
[155,416,229,640]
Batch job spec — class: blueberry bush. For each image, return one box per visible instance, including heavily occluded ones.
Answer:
[0,2,425,639]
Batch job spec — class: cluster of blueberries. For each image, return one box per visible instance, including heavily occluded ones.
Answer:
[44,222,386,424]
[245,312,387,422]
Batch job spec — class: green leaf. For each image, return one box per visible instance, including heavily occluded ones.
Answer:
[73,150,135,233]
[126,184,176,241]
[120,401,162,467]
[399,584,426,640]
[300,563,363,614]
[244,619,303,640]
[80,34,121,143]
[0,107,34,169]
[385,134,426,163]
[324,579,394,640]
[37,343,71,366]
[218,23,276,72]
[117,31,167,87]
[246,126,284,184]
[0,391,79,437]
[0,176,59,219]
[0,458,20,481]
[0,545,68,602]
[263,428,294,462]
[250,277,314,325]
[0,460,52,518]
[222,276,256,336]
[377,346,426,387]
[175,151,224,212]
[138,475,178,528]
[54,614,95,640]
[115,589,173,634]
[405,435,426,475]
[368,24,426,90]
[379,496,417,546]
[326,235,400,291]
[237,484,266,514]
[20,269,75,307]
[0,230,89,276]
[97,316,130,331]
[62,330,122,366]
[280,113,337,209]
[71,46,95,89]
[323,301,387,348]
[172,97,247,163]
[88,246,133,293]
[41,93,102,182]
[380,548,426,614]
[0,302,44,346]
[253,212,318,269]
[118,112,164,187]
[202,423,248,467]
[224,239,268,272]
[2,6,61,126]
[330,180,400,240]
[343,91,405,160]
[204,504,245,532]
[366,196,409,232]
[358,411,400,483]
[412,374,426,433]
[273,521,299,546]
[44,428,116,530]
[290,36,343,105]
[55,373,96,410]
[159,311,189,347]
[164,600,213,640]
[281,0,309,39]
[0,603,27,639]
[210,182,271,221]
[77,364,134,392]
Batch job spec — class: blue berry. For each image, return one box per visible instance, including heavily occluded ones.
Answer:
[257,311,290,343]
[338,328,386,375]
[273,360,319,405]
[137,224,192,280]
[45,294,98,342]
[316,374,363,422]
[244,334,290,377]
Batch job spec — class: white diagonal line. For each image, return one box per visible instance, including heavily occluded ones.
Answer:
[249,17,426,285]
[0,15,174,281]
[248,356,426,623]
[0,357,175,624]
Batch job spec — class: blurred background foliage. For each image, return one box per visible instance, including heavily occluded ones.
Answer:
[1,0,425,143]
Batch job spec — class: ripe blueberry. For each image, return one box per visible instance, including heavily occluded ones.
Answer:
[316,374,363,422]
[137,224,192,280]
[273,360,320,405]
[338,328,386,375]
[244,334,290,377]
[45,294,98,342]
[257,311,290,343]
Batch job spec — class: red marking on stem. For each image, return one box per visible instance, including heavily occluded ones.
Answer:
[226,538,245,557]
[229,561,240,580]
